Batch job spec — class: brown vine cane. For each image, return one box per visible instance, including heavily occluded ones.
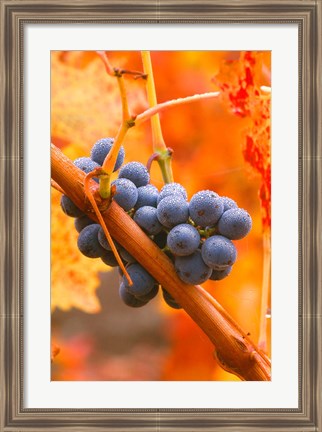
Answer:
[51,143,271,381]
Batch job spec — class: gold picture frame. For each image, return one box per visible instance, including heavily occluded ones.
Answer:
[1,0,321,430]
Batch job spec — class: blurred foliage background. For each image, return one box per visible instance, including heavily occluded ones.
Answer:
[51,50,271,381]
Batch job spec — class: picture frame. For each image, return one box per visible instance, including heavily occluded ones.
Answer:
[1,0,321,430]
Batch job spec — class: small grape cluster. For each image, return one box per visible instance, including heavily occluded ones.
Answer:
[60,137,252,310]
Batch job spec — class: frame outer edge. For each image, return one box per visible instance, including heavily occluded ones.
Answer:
[0,0,5,426]
[1,18,11,432]
[0,1,23,429]
[0,0,320,431]
[315,2,322,430]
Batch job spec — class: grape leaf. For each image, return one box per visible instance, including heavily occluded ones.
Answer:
[51,187,108,313]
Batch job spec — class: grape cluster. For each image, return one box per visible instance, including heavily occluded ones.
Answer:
[154,187,252,287]
[60,137,252,311]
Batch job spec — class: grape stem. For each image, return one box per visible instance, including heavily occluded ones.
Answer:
[100,122,133,197]
[51,143,271,381]
[118,75,131,123]
[96,51,135,199]
[135,91,220,125]
[146,152,160,173]
[141,51,174,184]
[199,227,217,238]
[141,51,167,153]
[96,51,114,75]
[83,170,133,286]
[97,51,147,80]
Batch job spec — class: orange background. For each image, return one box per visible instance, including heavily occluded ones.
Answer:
[51,51,271,381]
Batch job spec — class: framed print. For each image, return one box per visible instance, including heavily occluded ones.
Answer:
[1,0,321,431]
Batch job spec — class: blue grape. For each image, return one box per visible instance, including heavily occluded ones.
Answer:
[162,288,182,309]
[135,184,159,209]
[122,263,156,297]
[209,266,232,281]
[77,224,106,258]
[189,190,224,228]
[97,227,135,263]
[157,195,189,228]
[134,206,163,235]
[221,196,238,211]
[175,250,212,284]
[60,195,83,218]
[119,282,149,308]
[167,223,200,256]
[111,178,138,211]
[118,161,150,187]
[74,157,100,183]
[119,247,136,264]
[201,235,237,270]
[101,250,119,267]
[74,215,96,233]
[217,208,252,240]
[97,226,121,250]
[74,157,100,184]
[157,182,187,204]
[90,137,125,171]
[136,283,159,302]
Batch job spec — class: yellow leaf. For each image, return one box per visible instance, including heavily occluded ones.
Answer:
[51,187,107,313]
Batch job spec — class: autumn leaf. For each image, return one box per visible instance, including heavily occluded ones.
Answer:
[51,187,108,313]
[213,51,271,228]
[51,50,148,154]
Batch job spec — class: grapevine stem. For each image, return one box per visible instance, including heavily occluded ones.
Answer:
[141,51,174,184]
[157,154,174,185]
[96,51,115,75]
[141,51,167,153]
[146,152,160,173]
[258,227,271,351]
[117,75,131,123]
[100,121,131,190]
[51,179,65,195]
[96,52,147,80]
[135,91,220,126]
